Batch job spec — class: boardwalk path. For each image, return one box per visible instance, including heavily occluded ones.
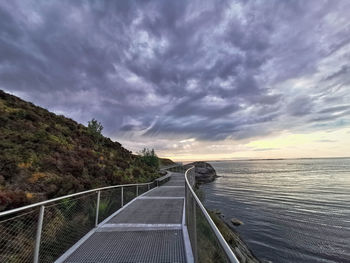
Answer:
[57,172,192,263]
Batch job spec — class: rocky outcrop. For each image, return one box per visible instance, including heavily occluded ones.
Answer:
[209,211,261,263]
[193,162,261,262]
[231,217,244,226]
[189,161,217,183]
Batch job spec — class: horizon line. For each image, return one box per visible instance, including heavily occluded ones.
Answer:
[162,156,350,163]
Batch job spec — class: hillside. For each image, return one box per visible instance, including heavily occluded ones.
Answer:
[0,90,161,211]
[159,158,176,167]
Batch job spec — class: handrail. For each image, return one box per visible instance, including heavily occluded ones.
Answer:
[184,166,239,263]
[0,182,153,217]
[0,172,173,263]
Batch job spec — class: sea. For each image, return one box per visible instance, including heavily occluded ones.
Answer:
[200,158,350,263]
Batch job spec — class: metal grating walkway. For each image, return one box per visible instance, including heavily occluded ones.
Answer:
[59,172,190,263]
[64,230,186,263]
[144,187,185,197]
[108,199,183,224]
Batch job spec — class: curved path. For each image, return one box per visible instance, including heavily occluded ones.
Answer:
[56,172,193,263]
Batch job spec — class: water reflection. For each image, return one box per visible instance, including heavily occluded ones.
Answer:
[201,158,350,262]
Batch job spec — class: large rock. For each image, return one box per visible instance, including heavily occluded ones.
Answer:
[231,217,244,226]
[188,161,217,183]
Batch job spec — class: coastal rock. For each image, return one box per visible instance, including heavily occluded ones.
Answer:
[213,209,222,215]
[192,163,260,262]
[209,210,261,263]
[231,217,244,226]
[189,161,217,183]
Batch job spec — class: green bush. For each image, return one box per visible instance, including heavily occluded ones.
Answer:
[138,148,159,169]
[87,118,103,144]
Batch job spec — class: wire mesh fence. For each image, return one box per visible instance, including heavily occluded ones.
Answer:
[195,204,231,263]
[123,185,137,206]
[0,181,159,263]
[137,184,149,196]
[98,188,122,223]
[0,166,235,263]
[0,208,39,263]
[39,193,96,262]
[184,166,239,263]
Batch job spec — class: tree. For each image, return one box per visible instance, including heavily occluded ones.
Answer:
[87,118,103,144]
[139,148,159,169]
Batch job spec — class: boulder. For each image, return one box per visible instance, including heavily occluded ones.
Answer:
[188,161,217,183]
[231,217,244,226]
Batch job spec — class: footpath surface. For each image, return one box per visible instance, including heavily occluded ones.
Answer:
[57,172,190,263]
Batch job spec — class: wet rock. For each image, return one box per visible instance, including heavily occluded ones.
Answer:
[231,217,244,226]
[209,210,261,263]
[213,209,222,215]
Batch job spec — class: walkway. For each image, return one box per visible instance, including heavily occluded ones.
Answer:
[56,172,193,263]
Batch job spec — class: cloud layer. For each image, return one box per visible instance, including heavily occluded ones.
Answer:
[1,0,350,157]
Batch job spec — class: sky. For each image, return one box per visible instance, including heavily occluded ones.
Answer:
[1,0,350,161]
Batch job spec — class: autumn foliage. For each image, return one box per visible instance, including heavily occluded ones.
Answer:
[0,90,160,211]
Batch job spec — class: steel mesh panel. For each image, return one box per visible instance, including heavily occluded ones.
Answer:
[98,188,122,223]
[137,185,149,196]
[145,187,185,197]
[149,181,157,189]
[186,188,196,256]
[185,168,230,263]
[163,180,185,186]
[195,204,230,263]
[64,230,186,263]
[0,208,39,262]
[39,193,96,263]
[123,185,136,205]
[171,178,185,182]
[109,199,184,224]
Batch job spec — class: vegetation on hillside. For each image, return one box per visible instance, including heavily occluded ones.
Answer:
[139,148,159,169]
[159,157,176,167]
[0,90,162,211]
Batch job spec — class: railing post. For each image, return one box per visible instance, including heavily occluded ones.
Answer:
[148,184,150,191]
[185,185,188,226]
[95,191,101,227]
[34,205,45,263]
[192,198,198,262]
[136,185,139,197]
[121,186,124,207]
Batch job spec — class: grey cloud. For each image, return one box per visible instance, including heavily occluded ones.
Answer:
[310,110,350,123]
[316,139,337,143]
[318,105,350,114]
[288,96,314,117]
[0,0,350,151]
[253,148,280,152]
[324,65,349,81]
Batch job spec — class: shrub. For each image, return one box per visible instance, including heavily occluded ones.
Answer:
[0,90,162,212]
[138,148,159,169]
[87,118,103,144]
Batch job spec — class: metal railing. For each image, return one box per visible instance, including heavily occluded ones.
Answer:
[184,166,239,263]
[0,177,169,263]
[0,166,238,263]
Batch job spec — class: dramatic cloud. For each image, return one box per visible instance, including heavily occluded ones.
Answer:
[1,0,350,159]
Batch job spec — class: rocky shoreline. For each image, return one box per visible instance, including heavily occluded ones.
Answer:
[191,161,261,263]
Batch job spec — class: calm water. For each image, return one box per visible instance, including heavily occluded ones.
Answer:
[200,158,350,263]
